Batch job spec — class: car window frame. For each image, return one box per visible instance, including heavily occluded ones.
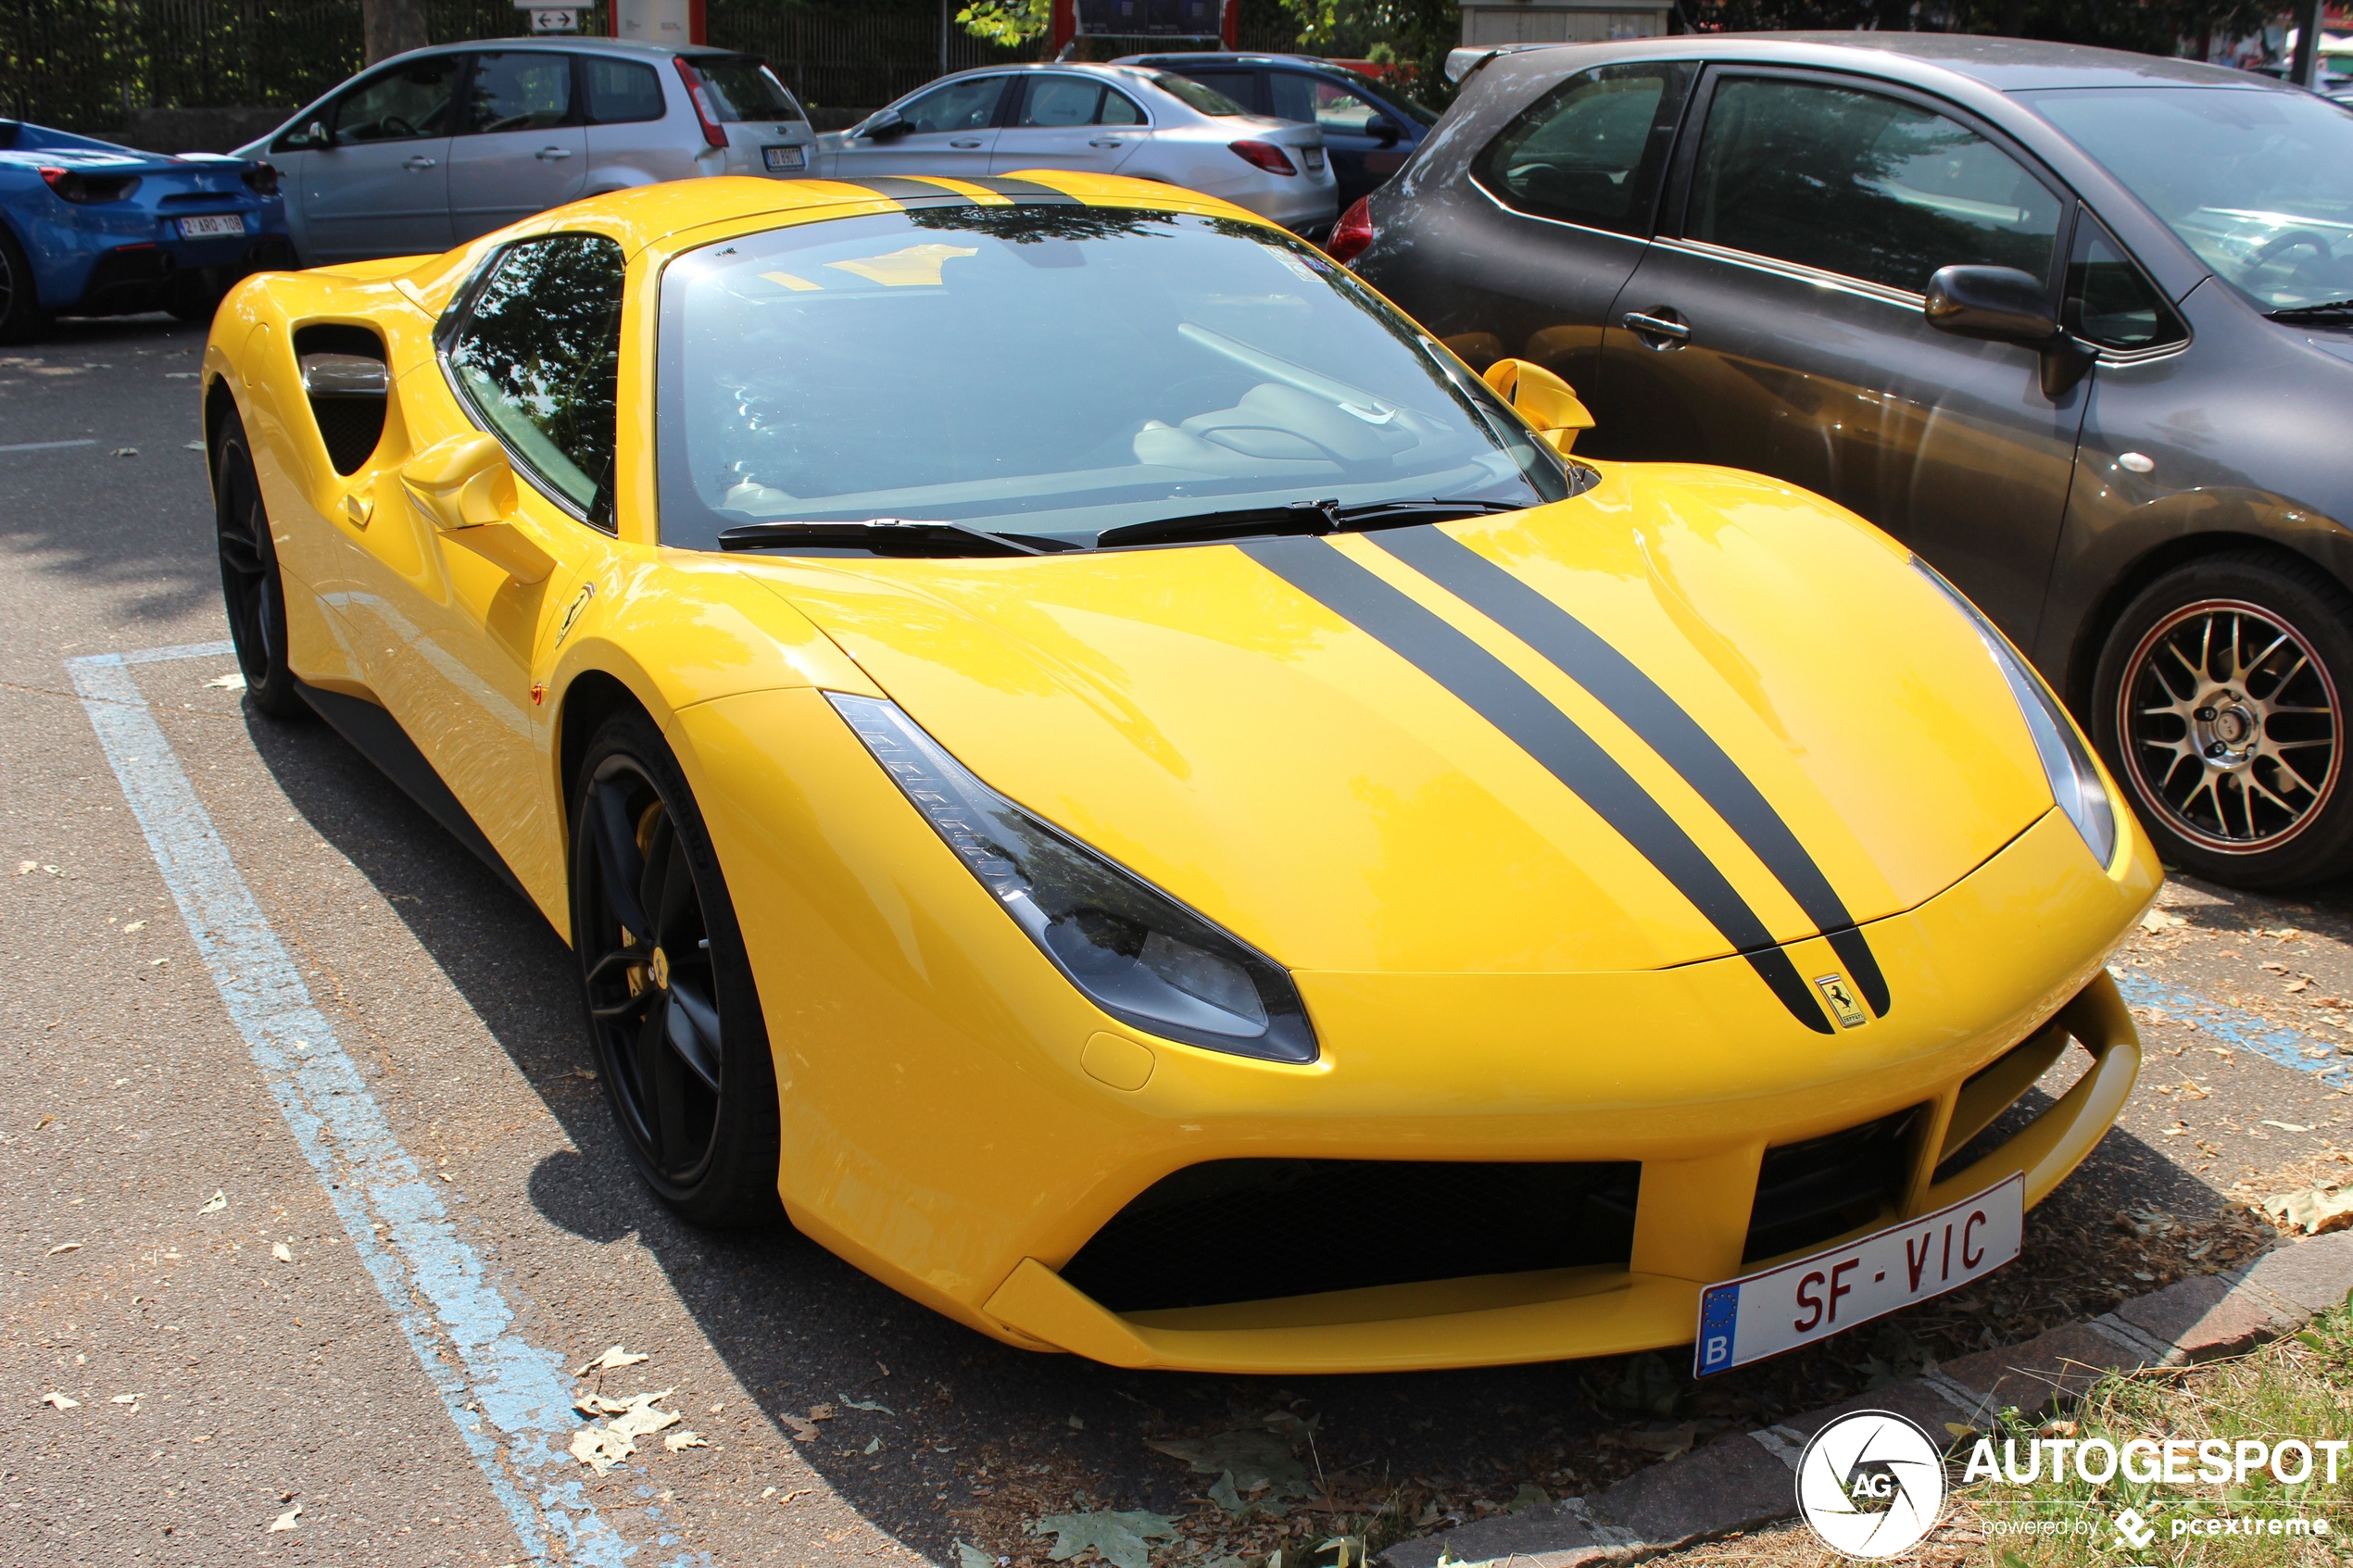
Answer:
[454,49,583,138]
[434,231,628,534]
[2058,201,2193,362]
[576,51,669,128]
[1467,58,1698,242]
[1012,72,1151,131]
[1659,64,2073,313]
[307,51,467,148]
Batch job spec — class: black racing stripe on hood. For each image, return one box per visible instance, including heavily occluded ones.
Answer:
[1372,526,1892,1019]
[958,176,1082,204]
[841,176,974,203]
[1242,536,1834,1035]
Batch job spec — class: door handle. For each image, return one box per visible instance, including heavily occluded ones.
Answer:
[1088,138,1124,147]
[1621,308,1690,347]
[534,146,573,160]
[949,138,984,148]
[402,156,437,170]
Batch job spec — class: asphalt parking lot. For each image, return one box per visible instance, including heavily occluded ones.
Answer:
[9,315,2353,1567]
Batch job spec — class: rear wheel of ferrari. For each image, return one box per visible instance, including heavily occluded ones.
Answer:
[572,710,782,1227]
[0,222,46,345]
[210,409,308,719]
[2093,551,2353,889]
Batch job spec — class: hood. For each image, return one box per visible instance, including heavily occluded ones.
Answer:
[738,464,2055,977]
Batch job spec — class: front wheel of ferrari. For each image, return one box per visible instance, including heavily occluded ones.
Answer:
[211,408,308,719]
[571,709,782,1227]
[2092,551,2353,889]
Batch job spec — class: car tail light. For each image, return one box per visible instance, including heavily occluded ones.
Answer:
[1227,140,1296,176]
[240,161,280,197]
[1326,196,1374,265]
[674,57,730,148]
[40,166,143,204]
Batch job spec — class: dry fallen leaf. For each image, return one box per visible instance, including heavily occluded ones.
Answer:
[664,1429,710,1452]
[267,1503,301,1532]
[575,1345,649,1374]
[204,672,246,691]
[198,1190,226,1214]
[271,1242,293,1262]
[784,1415,819,1441]
[807,1402,835,1421]
[33,1113,54,1130]
[608,1389,681,1442]
[110,1393,141,1405]
[47,1242,81,1255]
[2264,1120,2316,1133]
[575,1391,630,1418]
[2263,1185,2353,1235]
[570,1424,635,1475]
[41,1392,78,1410]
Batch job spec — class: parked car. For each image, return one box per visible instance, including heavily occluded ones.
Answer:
[237,38,816,265]
[1115,51,1435,209]
[0,119,290,343]
[199,168,2150,1371]
[816,64,1336,236]
[1345,35,2353,890]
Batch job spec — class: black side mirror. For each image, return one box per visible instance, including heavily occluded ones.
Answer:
[1924,263,2094,399]
[861,109,909,143]
[1364,114,1402,145]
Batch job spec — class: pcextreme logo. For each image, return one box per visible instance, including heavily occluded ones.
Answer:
[1795,1411,1946,1558]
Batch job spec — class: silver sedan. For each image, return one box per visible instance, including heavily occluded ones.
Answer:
[814,63,1337,236]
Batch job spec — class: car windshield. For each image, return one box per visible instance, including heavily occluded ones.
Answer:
[656,206,1568,551]
[1151,73,1247,116]
[2026,85,2353,312]
[695,56,804,122]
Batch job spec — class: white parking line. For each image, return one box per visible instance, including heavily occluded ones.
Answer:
[69,643,631,1567]
[0,438,99,453]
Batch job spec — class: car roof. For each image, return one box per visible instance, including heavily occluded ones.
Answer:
[384,35,755,61]
[1467,31,2271,93]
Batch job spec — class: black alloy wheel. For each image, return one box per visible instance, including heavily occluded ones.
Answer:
[2094,551,2353,889]
[0,221,44,345]
[572,709,781,1226]
[210,409,308,719]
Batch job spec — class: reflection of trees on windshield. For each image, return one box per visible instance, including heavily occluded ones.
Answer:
[906,205,1178,245]
[446,233,624,516]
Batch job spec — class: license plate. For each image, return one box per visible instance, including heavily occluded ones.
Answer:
[177,214,247,239]
[1693,1172,2023,1376]
[1303,147,1326,171]
[763,144,805,171]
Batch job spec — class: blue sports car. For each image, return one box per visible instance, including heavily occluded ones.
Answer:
[0,119,292,343]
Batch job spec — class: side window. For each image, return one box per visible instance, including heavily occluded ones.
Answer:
[444,234,625,526]
[1473,62,1693,234]
[1181,69,1261,112]
[1269,75,1380,135]
[898,76,1007,135]
[330,56,461,144]
[1099,88,1145,127]
[584,57,665,125]
[1020,75,1104,128]
[2066,213,2187,351]
[461,52,574,135]
[1685,77,2061,295]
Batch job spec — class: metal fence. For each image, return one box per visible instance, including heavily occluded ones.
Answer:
[0,0,1315,136]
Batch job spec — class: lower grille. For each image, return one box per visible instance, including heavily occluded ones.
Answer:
[1061,1158,1641,1313]
[82,245,173,310]
[1743,1107,1921,1263]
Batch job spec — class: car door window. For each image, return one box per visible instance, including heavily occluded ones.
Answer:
[1099,88,1145,126]
[462,52,574,134]
[331,56,460,143]
[692,56,807,122]
[899,76,1008,134]
[2066,213,2187,351]
[1685,76,2061,296]
[444,233,625,525]
[583,56,665,124]
[1172,70,1258,113]
[1019,75,1106,128]
[1269,74,1379,134]
[1473,62,1693,233]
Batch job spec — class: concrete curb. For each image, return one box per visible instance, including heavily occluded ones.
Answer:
[1379,1232,2353,1568]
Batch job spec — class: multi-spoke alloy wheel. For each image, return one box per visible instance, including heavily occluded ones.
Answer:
[210,411,307,718]
[572,711,780,1224]
[2095,554,2353,889]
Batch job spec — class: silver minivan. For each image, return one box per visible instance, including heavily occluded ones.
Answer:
[241,38,817,265]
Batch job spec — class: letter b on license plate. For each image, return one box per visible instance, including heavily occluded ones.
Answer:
[1693,1173,2022,1376]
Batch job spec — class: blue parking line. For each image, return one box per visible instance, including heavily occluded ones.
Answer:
[2109,964,2353,1093]
[69,645,633,1567]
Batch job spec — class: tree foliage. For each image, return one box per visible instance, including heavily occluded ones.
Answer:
[955,0,1052,47]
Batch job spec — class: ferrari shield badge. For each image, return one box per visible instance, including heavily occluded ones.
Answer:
[1814,973,1868,1029]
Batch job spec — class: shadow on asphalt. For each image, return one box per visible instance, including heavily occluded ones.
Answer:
[235,690,2277,1553]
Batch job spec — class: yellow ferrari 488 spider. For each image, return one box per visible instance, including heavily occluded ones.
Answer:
[201,170,2157,1375]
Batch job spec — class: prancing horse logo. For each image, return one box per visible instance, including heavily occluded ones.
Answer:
[1815,972,1869,1029]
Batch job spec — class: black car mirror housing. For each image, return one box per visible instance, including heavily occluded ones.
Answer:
[862,109,909,143]
[1365,115,1402,145]
[1924,264,2095,400]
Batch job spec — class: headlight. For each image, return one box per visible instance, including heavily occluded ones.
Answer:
[828,693,1318,1063]
[1915,559,2118,869]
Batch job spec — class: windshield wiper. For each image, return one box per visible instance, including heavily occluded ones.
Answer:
[2268,298,2353,323]
[717,518,1058,557]
[1098,497,1523,549]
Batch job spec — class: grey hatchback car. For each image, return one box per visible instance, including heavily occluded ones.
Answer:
[1345,35,2353,889]
[240,38,816,265]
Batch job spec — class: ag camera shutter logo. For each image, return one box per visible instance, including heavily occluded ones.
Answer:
[1795,1410,1947,1558]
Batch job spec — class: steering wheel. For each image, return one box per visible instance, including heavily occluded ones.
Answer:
[381,115,418,139]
